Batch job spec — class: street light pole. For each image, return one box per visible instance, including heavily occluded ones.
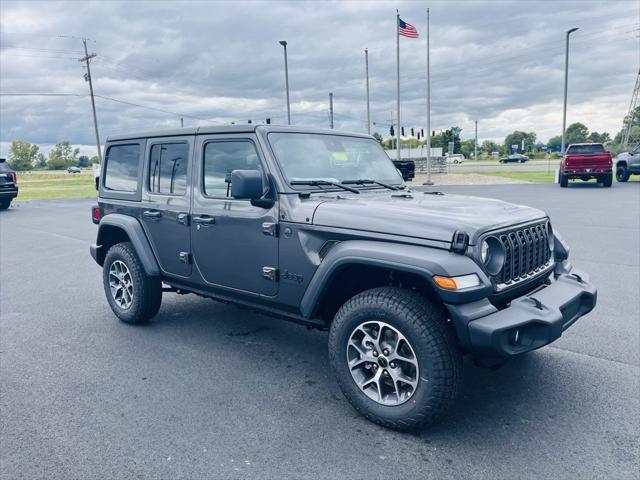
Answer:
[561,27,579,155]
[365,48,371,134]
[279,40,291,125]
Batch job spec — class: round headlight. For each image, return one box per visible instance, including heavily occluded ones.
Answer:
[481,236,506,276]
[481,240,490,264]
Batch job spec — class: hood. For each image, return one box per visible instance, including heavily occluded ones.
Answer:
[311,190,547,244]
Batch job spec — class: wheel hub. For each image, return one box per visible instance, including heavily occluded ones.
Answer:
[346,321,419,406]
[108,260,134,310]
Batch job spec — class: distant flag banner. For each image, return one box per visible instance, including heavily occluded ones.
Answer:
[398,18,419,38]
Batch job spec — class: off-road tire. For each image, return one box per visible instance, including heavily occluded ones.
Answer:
[0,200,11,210]
[102,242,162,324]
[602,175,612,188]
[328,287,462,431]
[616,166,630,182]
[559,173,568,188]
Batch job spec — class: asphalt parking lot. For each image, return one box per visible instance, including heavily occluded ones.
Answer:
[1,183,638,480]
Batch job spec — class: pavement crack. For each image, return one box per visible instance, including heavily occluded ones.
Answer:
[547,344,639,368]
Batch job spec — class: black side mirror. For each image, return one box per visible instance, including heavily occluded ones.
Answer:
[231,169,263,200]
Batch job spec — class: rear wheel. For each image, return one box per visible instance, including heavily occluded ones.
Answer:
[0,200,11,210]
[328,287,462,431]
[559,173,568,188]
[102,242,162,324]
[616,166,630,182]
[602,175,612,187]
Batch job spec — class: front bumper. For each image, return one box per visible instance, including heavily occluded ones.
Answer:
[464,269,596,357]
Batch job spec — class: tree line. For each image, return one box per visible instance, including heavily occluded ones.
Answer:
[373,106,639,157]
[6,140,99,171]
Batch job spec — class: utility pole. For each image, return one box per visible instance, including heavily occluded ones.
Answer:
[561,27,579,155]
[365,48,371,134]
[329,92,334,129]
[180,117,184,128]
[279,41,291,125]
[474,119,478,161]
[79,38,102,163]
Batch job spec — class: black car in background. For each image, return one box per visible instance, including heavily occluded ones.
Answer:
[0,158,18,210]
[499,154,529,163]
[392,159,415,181]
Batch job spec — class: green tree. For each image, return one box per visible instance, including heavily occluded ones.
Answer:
[372,132,384,145]
[504,131,537,153]
[35,153,47,169]
[47,141,80,170]
[8,140,41,171]
[459,139,476,158]
[89,155,100,165]
[78,155,90,168]
[565,122,589,144]
[587,131,610,143]
[547,135,562,149]
[481,140,500,154]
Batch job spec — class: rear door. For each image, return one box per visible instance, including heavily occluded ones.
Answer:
[140,136,193,278]
[190,134,279,296]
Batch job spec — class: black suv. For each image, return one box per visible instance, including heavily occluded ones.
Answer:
[0,158,18,210]
[90,125,597,430]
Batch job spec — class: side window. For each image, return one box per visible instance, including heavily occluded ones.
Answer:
[203,141,261,197]
[104,144,140,192]
[148,142,189,195]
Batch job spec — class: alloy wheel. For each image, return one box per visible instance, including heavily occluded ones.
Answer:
[108,260,134,309]
[347,321,420,406]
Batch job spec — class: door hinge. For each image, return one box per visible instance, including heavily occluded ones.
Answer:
[179,252,192,264]
[262,222,279,237]
[262,267,279,282]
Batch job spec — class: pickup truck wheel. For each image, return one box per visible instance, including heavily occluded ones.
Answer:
[102,242,162,324]
[0,200,11,210]
[616,166,630,182]
[602,175,612,187]
[559,174,568,188]
[328,287,462,431]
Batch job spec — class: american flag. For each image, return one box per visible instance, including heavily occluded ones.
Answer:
[398,18,419,38]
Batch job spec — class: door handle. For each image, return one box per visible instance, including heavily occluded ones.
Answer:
[193,215,215,225]
[143,210,162,220]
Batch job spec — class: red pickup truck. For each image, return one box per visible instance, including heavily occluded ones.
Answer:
[560,143,612,188]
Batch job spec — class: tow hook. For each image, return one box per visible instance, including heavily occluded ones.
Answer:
[570,273,584,284]
[527,296,544,310]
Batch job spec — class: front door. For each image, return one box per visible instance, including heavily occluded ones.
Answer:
[191,135,279,296]
[141,137,193,278]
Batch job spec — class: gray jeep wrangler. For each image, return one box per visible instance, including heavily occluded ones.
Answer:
[90,125,597,430]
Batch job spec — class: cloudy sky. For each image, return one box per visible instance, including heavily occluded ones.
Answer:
[0,0,638,157]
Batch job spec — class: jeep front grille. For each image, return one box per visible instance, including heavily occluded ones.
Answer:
[493,221,552,288]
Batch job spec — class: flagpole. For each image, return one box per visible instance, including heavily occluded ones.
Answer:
[425,7,433,185]
[396,10,401,162]
[365,48,371,134]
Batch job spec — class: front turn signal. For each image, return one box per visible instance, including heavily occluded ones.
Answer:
[433,274,480,291]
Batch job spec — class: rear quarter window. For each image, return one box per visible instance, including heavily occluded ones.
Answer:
[104,144,141,191]
[567,144,605,154]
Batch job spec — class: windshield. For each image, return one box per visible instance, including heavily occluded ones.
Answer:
[268,132,403,188]
[567,144,605,154]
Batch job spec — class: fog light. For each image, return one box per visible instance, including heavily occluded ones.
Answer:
[433,274,481,290]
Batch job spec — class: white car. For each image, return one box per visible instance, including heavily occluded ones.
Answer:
[446,154,464,164]
[93,163,101,190]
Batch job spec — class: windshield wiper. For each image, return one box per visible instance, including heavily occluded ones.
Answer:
[290,180,360,194]
[342,179,400,191]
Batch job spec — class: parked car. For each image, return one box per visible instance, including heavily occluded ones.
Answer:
[615,145,640,182]
[93,163,101,190]
[499,154,529,163]
[559,143,612,188]
[0,158,18,210]
[446,154,464,164]
[67,166,81,173]
[391,159,415,181]
[90,125,596,430]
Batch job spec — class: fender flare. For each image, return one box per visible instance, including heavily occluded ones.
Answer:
[94,214,160,276]
[299,240,491,318]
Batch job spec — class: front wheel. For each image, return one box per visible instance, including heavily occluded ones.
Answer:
[328,287,462,431]
[616,166,630,182]
[602,175,612,187]
[102,242,162,324]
